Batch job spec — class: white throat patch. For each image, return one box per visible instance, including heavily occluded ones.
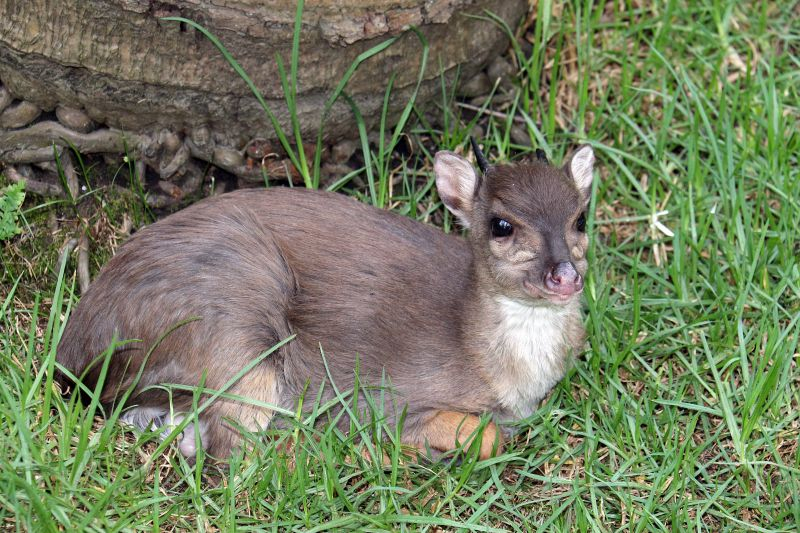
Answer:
[489,296,572,418]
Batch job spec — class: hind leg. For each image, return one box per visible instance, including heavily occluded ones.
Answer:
[120,361,280,458]
[119,405,208,457]
[198,362,281,457]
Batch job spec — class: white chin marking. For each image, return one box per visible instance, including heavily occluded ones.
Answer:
[120,406,206,457]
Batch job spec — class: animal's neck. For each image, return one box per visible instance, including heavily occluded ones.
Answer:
[462,276,583,419]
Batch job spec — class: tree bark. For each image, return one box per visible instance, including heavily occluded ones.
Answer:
[0,0,526,148]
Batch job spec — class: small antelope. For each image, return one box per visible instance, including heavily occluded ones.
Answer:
[56,142,595,460]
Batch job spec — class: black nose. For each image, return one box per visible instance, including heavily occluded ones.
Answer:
[544,262,583,295]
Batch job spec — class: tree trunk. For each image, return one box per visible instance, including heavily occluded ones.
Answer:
[0,0,526,190]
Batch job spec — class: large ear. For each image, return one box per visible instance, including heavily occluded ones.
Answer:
[565,144,595,199]
[434,151,481,228]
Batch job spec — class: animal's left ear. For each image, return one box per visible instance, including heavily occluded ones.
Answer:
[565,145,595,200]
[434,151,481,228]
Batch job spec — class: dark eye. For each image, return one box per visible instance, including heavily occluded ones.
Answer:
[490,217,514,238]
[576,212,587,232]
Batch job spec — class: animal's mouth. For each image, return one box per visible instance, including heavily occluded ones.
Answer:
[522,280,582,304]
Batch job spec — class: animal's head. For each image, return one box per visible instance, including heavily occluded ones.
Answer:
[434,141,595,305]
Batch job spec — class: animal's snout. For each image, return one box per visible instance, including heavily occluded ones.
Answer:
[544,262,583,295]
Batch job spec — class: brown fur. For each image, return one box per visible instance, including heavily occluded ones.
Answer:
[56,147,595,459]
[412,411,502,460]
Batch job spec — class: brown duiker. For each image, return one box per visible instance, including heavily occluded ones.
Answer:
[56,142,595,460]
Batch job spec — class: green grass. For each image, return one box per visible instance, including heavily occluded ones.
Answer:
[1,0,799,530]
